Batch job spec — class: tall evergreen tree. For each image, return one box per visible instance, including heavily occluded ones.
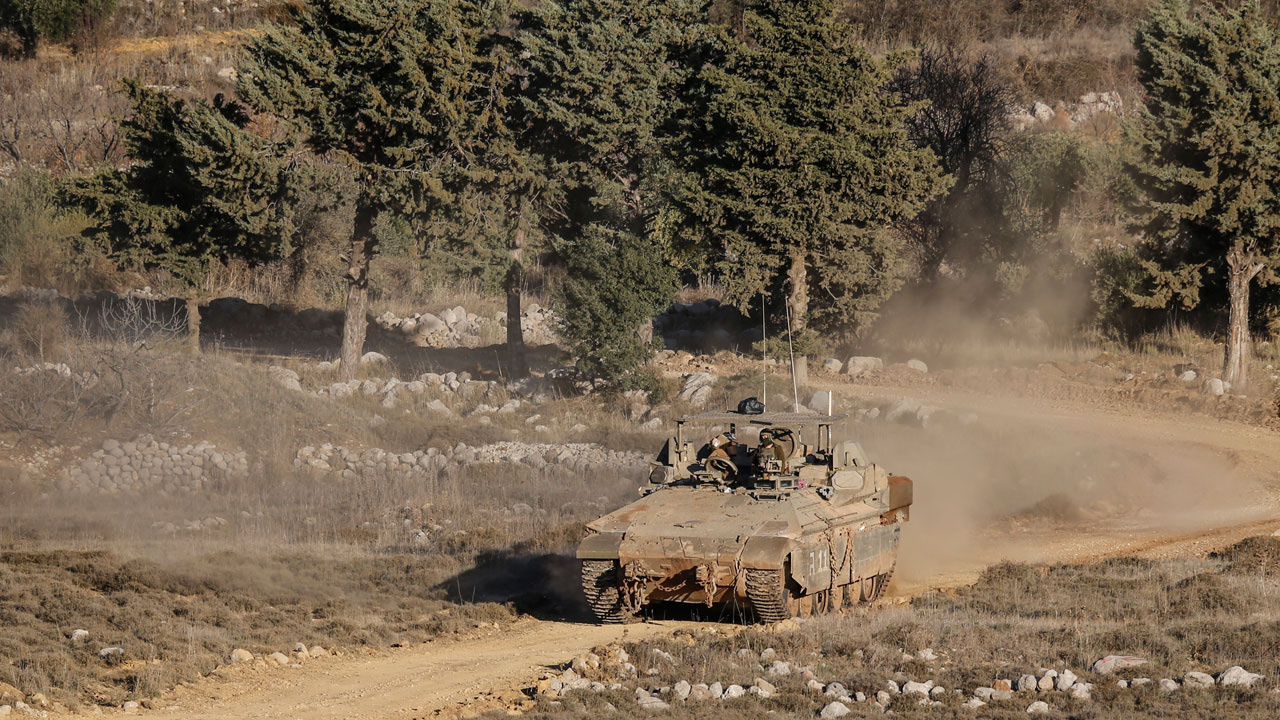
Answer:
[62,81,295,349]
[661,0,946,389]
[238,0,498,380]
[1128,0,1280,389]
[508,0,694,383]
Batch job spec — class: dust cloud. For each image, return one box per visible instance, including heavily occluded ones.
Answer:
[841,403,1270,588]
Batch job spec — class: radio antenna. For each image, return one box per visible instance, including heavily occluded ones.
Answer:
[760,293,767,411]
[784,298,799,411]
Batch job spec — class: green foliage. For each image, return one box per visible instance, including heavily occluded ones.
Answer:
[515,0,695,379]
[238,0,496,222]
[553,225,675,384]
[1126,0,1280,309]
[660,0,946,333]
[61,81,296,289]
[0,170,93,289]
[0,0,116,56]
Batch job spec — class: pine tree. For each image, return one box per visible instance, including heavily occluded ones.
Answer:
[509,0,694,383]
[661,0,946,389]
[0,0,115,57]
[62,81,294,349]
[238,0,496,380]
[1128,0,1280,389]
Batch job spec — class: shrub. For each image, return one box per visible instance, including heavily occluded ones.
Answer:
[0,170,96,291]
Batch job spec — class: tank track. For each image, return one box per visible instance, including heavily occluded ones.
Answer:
[745,568,792,623]
[581,560,630,623]
[863,564,896,603]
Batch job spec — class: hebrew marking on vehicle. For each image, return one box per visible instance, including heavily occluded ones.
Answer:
[579,402,912,622]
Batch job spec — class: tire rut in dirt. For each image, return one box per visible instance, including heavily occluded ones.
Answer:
[745,568,792,623]
[580,560,630,623]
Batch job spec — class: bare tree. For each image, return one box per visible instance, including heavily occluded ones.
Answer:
[892,46,1016,278]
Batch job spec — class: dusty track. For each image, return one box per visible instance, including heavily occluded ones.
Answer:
[149,619,705,720]
[143,383,1280,719]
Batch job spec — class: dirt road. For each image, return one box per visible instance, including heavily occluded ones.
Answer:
[146,383,1280,719]
[150,618,705,720]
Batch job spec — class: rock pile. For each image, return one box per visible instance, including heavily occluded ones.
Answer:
[294,441,647,479]
[52,437,249,494]
[1009,91,1124,131]
[11,362,98,387]
[539,645,1270,715]
[373,303,559,349]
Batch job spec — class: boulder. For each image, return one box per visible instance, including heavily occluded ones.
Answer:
[824,682,848,699]
[360,351,389,366]
[724,685,746,698]
[1055,669,1077,691]
[688,684,713,702]
[767,660,791,676]
[820,701,851,718]
[822,358,843,374]
[1183,671,1214,688]
[1205,377,1226,396]
[673,680,691,701]
[1159,678,1179,694]
[268,652,290,666]
[70,629,89,644]
[963,698,987,709]
[845,356,884,375]
[1217,666,1264,687]
[1027,700,1050,715]
[905,359,928,373]
[993,679,1013,692]
[1017,674,1037,692]
[1092,655,1148,674]
[98,647,125,659]
[230,649,254,663]
[1068,683,1092,700]
[902,681,931,696]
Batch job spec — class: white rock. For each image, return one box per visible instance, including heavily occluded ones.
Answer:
[1205,377,1226,396]
[917,648,937,661]
[268,651,290,666]
[1055,669,1077,691]
[822,359,843,373]
[1068,683,1092,700]
[845,356,884,375]
[673,680,691,701]
[824,682,848,698]
[820,701,851,718]
[974,688,995,700]
[216,66,238,82]
[886,680,900,694]
[70,629,89,643]
[1179,369,1198,382]
[1017,674,1037,692]
[98,647,124,659]
[1027,700,1050,714]
[903,681,931,696]
[1183,671,1214,688]
[230,648,254,663]
[1159,678,1179,694]
[767,660,791,676]
[1218,666,1264,687]
[963,698,986,709]
[724,684,745,698]
[0,705,10,717]
[637,695,669,711]
[905,359,928,373]
[876,690,892,705]
[1092,655,1148,674]
[360,351,389,366]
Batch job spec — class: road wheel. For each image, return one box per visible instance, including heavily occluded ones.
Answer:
[581,560,631,623]
[860,565,896,604]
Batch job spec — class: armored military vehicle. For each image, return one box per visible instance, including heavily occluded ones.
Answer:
[578,405,912,623]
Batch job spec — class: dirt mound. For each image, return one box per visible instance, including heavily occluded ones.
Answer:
[1211,536,1280,575]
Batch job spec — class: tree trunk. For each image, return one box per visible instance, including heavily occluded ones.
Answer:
[1223,252,1264,391]
[505,225,529,379]
[787,249,809,397]
[339,206,377,382]
[185,296,201,354]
